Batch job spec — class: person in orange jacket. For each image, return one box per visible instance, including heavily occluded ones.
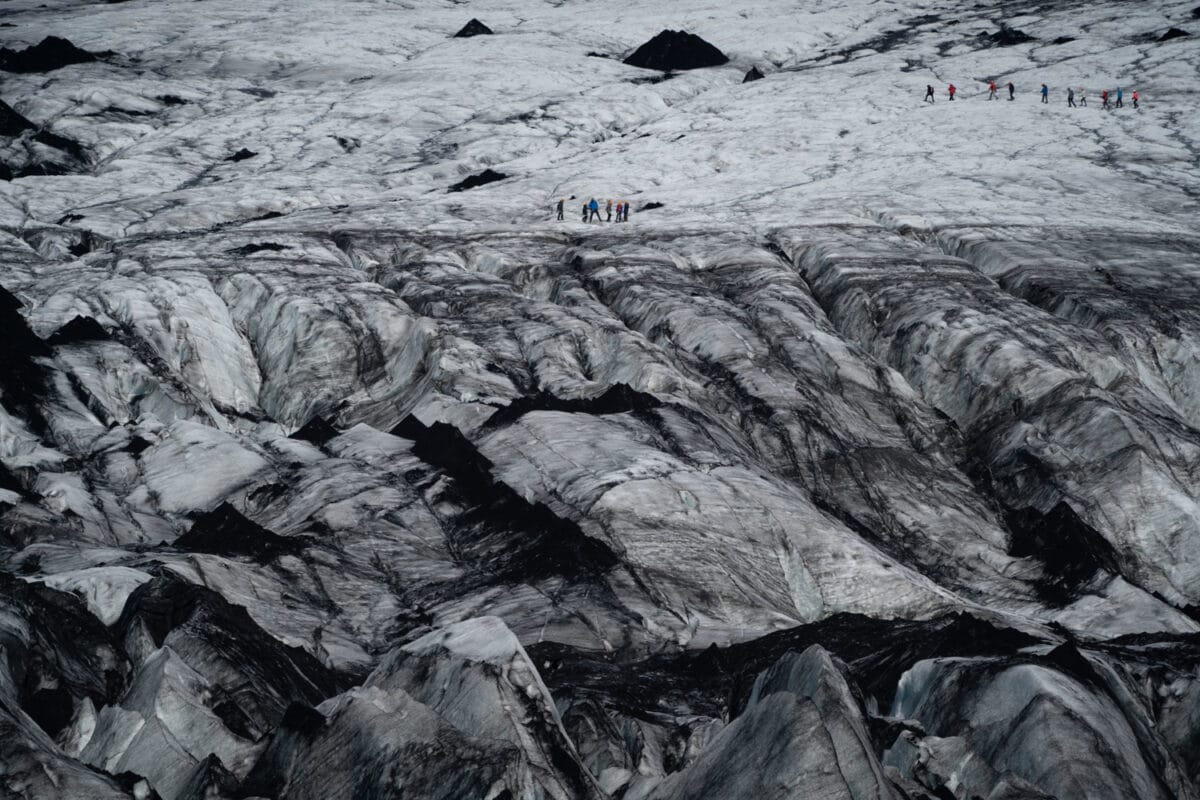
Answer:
[1132,90,1140,109]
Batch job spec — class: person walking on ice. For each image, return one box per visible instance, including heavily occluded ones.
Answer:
[622,202,630,222]
[948,83,956,101]
[1115,87,1123,108]
[924,84,935,103]
[1132,90,1139,109]
[1079,87,1087,106]
[606,198,613,222]
[588,197,602,222]
[1040,83,1049,103]
[1067,87,1076,107]
[988,79,997,100]
[1007,81,1015,100]
[1102,89,1110,109]
[556,198,564,221]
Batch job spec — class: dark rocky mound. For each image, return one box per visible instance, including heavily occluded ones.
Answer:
[227,148,257,162]
[289,415,340,445]
[623,30,729,71]
[743,66,765,83]
[0,36,97,73]
[640,201,664,211]
[984,26,1036,46]
[1052,36,1076,45]
[46,315,110,345]
[229,242,287,255]
[157,94,187,106]
[174,503,307,562]
[449,168,507,192]
[454,19,493,38]
[1160,27,1191,41]
[0,99,35,136]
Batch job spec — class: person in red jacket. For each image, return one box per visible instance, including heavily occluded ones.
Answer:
[948,83,957,101]
[1132,90,1140,109]
[1102,89,1110,109]
[988,79,997,100]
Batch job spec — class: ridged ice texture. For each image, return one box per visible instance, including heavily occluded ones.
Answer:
[2,0,1200,797]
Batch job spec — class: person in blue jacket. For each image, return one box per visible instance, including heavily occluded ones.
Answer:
[1040,83,1049,103]
[588,197,601,223]
[1115,87,1124,108]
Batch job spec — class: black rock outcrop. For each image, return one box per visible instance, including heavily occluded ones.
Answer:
[623,30,729,71]
[227,148,257,162]
[1160,27,1191,40]
[0,36,97,73]
[449,168,507,192]
[984,26,1036,46]
[743,66,765,82]
[454,19,493,38]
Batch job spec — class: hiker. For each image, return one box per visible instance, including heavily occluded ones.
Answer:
[606,198,613,222]
[622,202,631,222]
[588,197,601,223]
[1067,87,1076,107]
[924,84,935,103]
[1102,89,1110,109]
[1078,87,1087,106]
[556,198,564,221]
[1040,83,1049,103]
[1132,90,1139,109]
[1007,81,1015,100]
[948,83,956,101]
[988,79,997,100]
[581,202,589,222]
[1115,87,1123,108]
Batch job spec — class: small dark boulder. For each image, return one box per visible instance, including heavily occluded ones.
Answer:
[157,94,187,106]
[1160,27,1191,41]
[454,19,493,38]
[1193,6,1200,18]
[623,30,729,71]
[229,242,287,256]
[0,36,97,73]
[986,26,1036,46]
[0,99,35,136]
[449,168,507,192]
[743,66,765,83]
[640,201,664,211]
[1052,36,1075,45]
[227,148,257,162]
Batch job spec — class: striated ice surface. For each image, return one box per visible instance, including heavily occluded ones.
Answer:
[2,0,1199,797]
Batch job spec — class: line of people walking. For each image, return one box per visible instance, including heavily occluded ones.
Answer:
[924,80,1140,109]
[555,197,631,223]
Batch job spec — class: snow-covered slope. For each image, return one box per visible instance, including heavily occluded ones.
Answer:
[1,0,1199,798]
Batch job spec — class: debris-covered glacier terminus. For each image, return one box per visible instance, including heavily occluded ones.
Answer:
[1,0,1199,798]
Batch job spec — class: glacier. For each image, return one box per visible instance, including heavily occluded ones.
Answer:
[1,0,1199,797]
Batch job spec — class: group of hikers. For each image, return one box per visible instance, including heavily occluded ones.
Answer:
[556,197,631,223]
[924,80,1140,109]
